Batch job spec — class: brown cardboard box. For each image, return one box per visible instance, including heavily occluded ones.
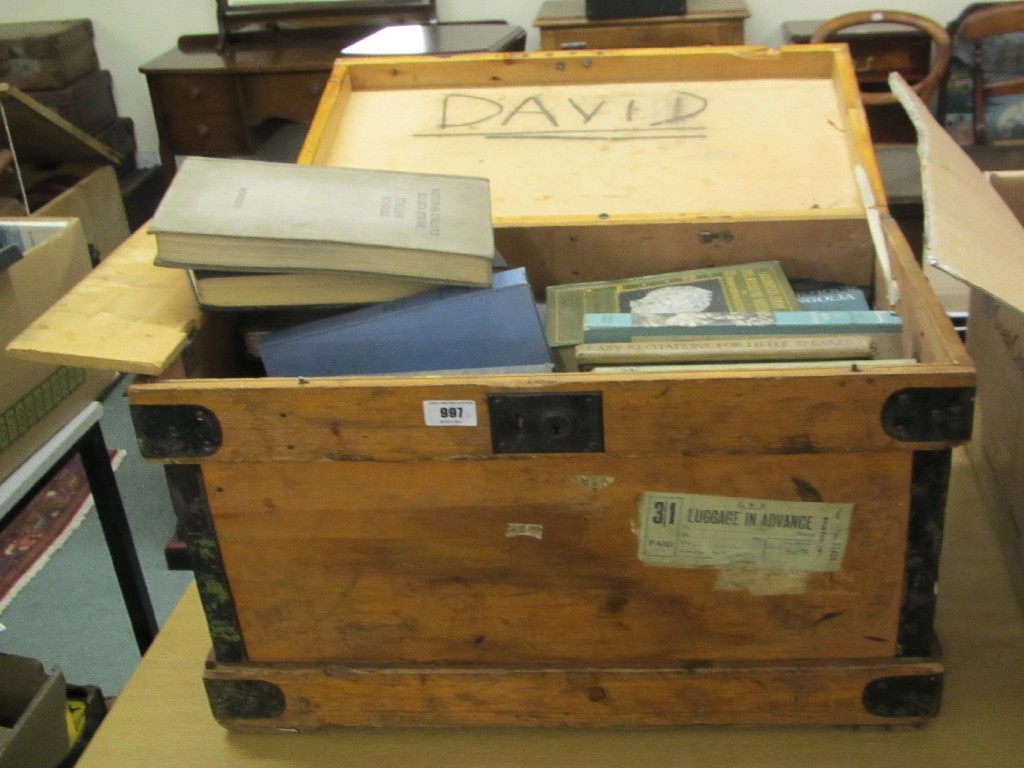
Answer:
[33,165,130,262]
[0,653,70,768]
[0,218,115,484]
[963,178,1024,615]
[894,77,1024,616]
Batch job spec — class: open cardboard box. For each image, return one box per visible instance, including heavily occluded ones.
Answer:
[0,83,129,261]
[0,218,116,484]
[0,653,70,768]
[894,74,1024,615]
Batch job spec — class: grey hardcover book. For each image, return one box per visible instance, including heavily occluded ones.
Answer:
[150,156,495,287]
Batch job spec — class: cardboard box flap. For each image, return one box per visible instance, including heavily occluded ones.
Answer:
[0,82,121,166]
[891,73,1024,313]
[5,226,200,376]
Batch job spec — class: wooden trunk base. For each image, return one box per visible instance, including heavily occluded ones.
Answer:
[203,653,944,731]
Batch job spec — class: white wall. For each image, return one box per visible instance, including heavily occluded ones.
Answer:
[2,0,974,162]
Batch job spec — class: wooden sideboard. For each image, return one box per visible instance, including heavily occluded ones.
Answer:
[140,24,526,180]
[533,0,748,50]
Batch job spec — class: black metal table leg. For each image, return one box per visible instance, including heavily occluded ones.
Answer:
[77,422,158,654]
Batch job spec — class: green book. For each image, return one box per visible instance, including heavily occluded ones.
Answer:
[545,261,801,349]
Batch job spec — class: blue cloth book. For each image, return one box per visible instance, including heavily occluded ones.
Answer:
[260,267,552,377]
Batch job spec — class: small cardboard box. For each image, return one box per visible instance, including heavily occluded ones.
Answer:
[894,76,1024,615]
[0,218,115,484]
[0,653,70,768]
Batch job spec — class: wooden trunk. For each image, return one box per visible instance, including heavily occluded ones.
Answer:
[12,46,975,730]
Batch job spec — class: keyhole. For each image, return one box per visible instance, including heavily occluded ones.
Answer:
[543,410,574,440]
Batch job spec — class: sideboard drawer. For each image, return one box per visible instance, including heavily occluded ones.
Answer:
[241,72,327,126]
[157,74,240,113]
[162,110,249,156]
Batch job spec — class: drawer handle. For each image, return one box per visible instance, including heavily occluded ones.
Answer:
[188,85,202,101]
[195,123,210,138]
[308,83,322,96]
[560,41,587,50]
[855,56,877,74]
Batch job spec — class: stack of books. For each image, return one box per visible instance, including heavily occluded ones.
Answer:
[545,263,908,372]
[150,157,553,377]
[150,159,908,377]
[150,156,500,311]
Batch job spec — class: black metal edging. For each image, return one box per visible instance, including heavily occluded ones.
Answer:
[882,388,974,443]
[164,464,247,663]
[130,404,222,459]
[204,679,286,721]
[863,674,944,719]
[898,449,951,658]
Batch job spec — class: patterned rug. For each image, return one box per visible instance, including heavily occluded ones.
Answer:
[0,450,124,614]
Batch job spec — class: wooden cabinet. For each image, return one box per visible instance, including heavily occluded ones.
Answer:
[534,0,748,50]
[140,36,344,179]
[140,24,526,180]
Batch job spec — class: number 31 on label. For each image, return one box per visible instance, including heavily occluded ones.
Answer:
[423,400,478,427]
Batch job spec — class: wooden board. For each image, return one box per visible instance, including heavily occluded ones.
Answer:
[205,653,943,729]
[5,226,200,375]
[129,365,973,462]
[310,79,861,221]
[297,45,893,294]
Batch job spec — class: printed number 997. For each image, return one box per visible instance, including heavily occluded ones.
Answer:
[440,407,463,419]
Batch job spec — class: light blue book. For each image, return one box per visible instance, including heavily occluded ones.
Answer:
[261,267,552,377]
[792,280,871,312]
[582,310,903,344]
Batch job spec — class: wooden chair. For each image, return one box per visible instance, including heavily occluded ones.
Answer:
[810,10,952,106]
[950,2,1024,144]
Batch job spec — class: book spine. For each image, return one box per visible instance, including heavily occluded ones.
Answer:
[582,311,903,343]
[574,334,876,367]
[589,359,919,374]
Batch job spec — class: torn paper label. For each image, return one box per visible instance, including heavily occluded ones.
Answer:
[506,523,544,539]
[637,492,852,572]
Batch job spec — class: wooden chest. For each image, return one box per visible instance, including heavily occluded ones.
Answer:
[8,47,973,730]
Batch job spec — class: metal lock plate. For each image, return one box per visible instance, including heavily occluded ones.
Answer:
[488,392,604,454]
